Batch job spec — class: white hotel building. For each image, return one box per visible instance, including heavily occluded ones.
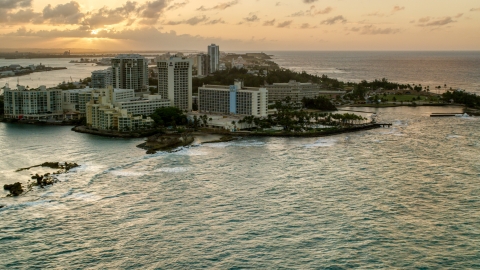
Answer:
[3,85,63,120]
[157,56,193,112]
[198,80,268,117]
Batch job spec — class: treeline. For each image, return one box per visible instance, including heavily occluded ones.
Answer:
[192,68,344,93]
[348,79,426,100]
[442,90,480,108]
[302,96,337,111]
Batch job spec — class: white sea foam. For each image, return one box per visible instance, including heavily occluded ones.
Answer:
[155,167,189,173]
[66,192,102,202]
[110,170,146,177]
[304,138,337,148]
[447,135,463,139]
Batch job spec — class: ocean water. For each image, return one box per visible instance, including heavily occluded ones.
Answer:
[269,51,480,93]
[0,58,102,91]
[2,51,480,95]
[1,106,480,268]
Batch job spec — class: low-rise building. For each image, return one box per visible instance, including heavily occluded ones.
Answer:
[85,87,162,131]
[3,85,63,120]
[264,80,321,103]
[116,95,170,116]
[76,87,135,117]
[198,80,268,117]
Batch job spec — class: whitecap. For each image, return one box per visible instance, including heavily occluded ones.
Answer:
[155,167,189,173]
[304,138,337,148]
[65,192,101,202]
[110,170,146,177]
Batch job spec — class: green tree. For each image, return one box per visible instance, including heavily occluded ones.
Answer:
[150,107,186,127]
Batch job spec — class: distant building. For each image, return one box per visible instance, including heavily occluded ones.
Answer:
[157,56,193,111]
[3,85,63,120]
[198,80,268,117]
[91,68,112,88]
[196,53,210,76]
[264,80,321,103]
[208,44,220,73]
[111,54,148,92]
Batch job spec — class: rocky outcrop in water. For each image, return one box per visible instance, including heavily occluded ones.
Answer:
[138,132,195,154]
[3,162,80,198]
[16,162,79,172]
[4,182,24,197]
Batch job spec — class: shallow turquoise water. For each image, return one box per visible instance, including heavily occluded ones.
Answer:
[1,106,479,268]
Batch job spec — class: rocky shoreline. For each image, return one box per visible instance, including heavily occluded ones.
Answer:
[137,133,195,154]
[72,126,160,138]
[3,162,79,198]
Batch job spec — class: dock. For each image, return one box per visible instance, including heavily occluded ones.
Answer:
[430,113,460,117]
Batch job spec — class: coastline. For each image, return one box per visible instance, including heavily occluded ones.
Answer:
[72,125,160,138]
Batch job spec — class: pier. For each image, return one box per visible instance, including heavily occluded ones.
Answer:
[430,113,460,117]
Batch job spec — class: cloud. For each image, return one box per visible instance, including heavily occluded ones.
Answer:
[0,26,277,51]
[392,6,404,12]
[303,0,317,3]
[349,25,400,35]
[277,20,292,28]
[0,8,41,24]
[417,16,456,27]
[263,19,275,26]
[42,1,84,24]
[197,0,239,11]
[470,8,480,12]
[244,14,259,22]
[289,11,304,17]
[0,0,32,10]
[137,0,170,24]
[167,1,188,10]
[418,16,430,23]
[166,15,208,25]
[205,18,225,24]
[366,11,385,17]
[83,6,133,28]
[321,15,346,25]
[300,23,316,29]
[311,6,332,15]
[290,5,331,17]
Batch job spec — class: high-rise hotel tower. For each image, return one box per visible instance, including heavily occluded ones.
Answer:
[157,56,193,111]
[208,44,220,73]
[111,54,148,92]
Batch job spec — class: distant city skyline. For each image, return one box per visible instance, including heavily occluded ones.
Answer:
[0,0,479,51]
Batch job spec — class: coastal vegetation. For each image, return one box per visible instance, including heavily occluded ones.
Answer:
[192,68,344,93]
[238,98,367,133]
[442,90,480,108]
[150,107,188,127]
[302,96,337,111]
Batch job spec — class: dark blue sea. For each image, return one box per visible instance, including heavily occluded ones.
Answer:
[1,106,480,268]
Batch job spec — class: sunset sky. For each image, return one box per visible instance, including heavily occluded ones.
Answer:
[1,0,479,51]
